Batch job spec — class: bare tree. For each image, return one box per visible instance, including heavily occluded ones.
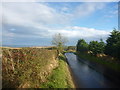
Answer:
[52,33,68,54]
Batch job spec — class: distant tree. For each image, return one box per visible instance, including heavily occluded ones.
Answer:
[76,39,88,52]
[67,46,76,50]
[89,40,105,56]
[52,33,68,54]
[105,29,120,60]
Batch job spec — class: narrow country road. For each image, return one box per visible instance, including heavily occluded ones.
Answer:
[65,53,119,88]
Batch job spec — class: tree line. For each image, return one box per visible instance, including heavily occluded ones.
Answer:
[51,29,120,60]
[76,29,120,60]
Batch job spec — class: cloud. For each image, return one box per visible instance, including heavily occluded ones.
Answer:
[2,2,106,26]
[48,26,110,39]
[2,2,73,27]
[4,25,110,39]
[2,2,111,45]
[73,2,105,18]
[3,3,55,26]
[104,3,118,18]
[2,0,119,2]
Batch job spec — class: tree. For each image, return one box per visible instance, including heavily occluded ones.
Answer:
[52,33,68,53]
[89,40,105,56]
[76,39,88,52]
[99,39,106,53]
[105,29,120,60]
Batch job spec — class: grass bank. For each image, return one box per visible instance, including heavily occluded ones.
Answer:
[2,47,75,88]
[2,47,58,88]
[41,54,75,88]
[76,52,120,72]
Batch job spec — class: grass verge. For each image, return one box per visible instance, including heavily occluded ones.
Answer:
[75,52,120,72]
[40,54,75,88]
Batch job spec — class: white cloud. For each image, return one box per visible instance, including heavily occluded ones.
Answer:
[74,3,106,17]
[3,25,110,40]
[48,26,110,39]
[2,0,119,2]
[2,0,36,2]
[2,2,111,43]
[104,4,118,18]
[0,2,2,45]
[2,2,73,28]
[110,10,118,15]
[3,3,55,26]
[2,2,106,27]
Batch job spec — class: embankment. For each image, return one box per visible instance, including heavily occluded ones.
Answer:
[2,47,58,88]
[2,47,75,88]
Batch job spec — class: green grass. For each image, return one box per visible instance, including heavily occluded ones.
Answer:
[76,52,120,72]
[40,54,74,88]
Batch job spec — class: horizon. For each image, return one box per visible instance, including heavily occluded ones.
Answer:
[2,44,76,47]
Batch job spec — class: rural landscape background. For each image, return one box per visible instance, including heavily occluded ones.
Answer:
[1,0,120,88]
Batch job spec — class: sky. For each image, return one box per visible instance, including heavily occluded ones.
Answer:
[1,1,118,46]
